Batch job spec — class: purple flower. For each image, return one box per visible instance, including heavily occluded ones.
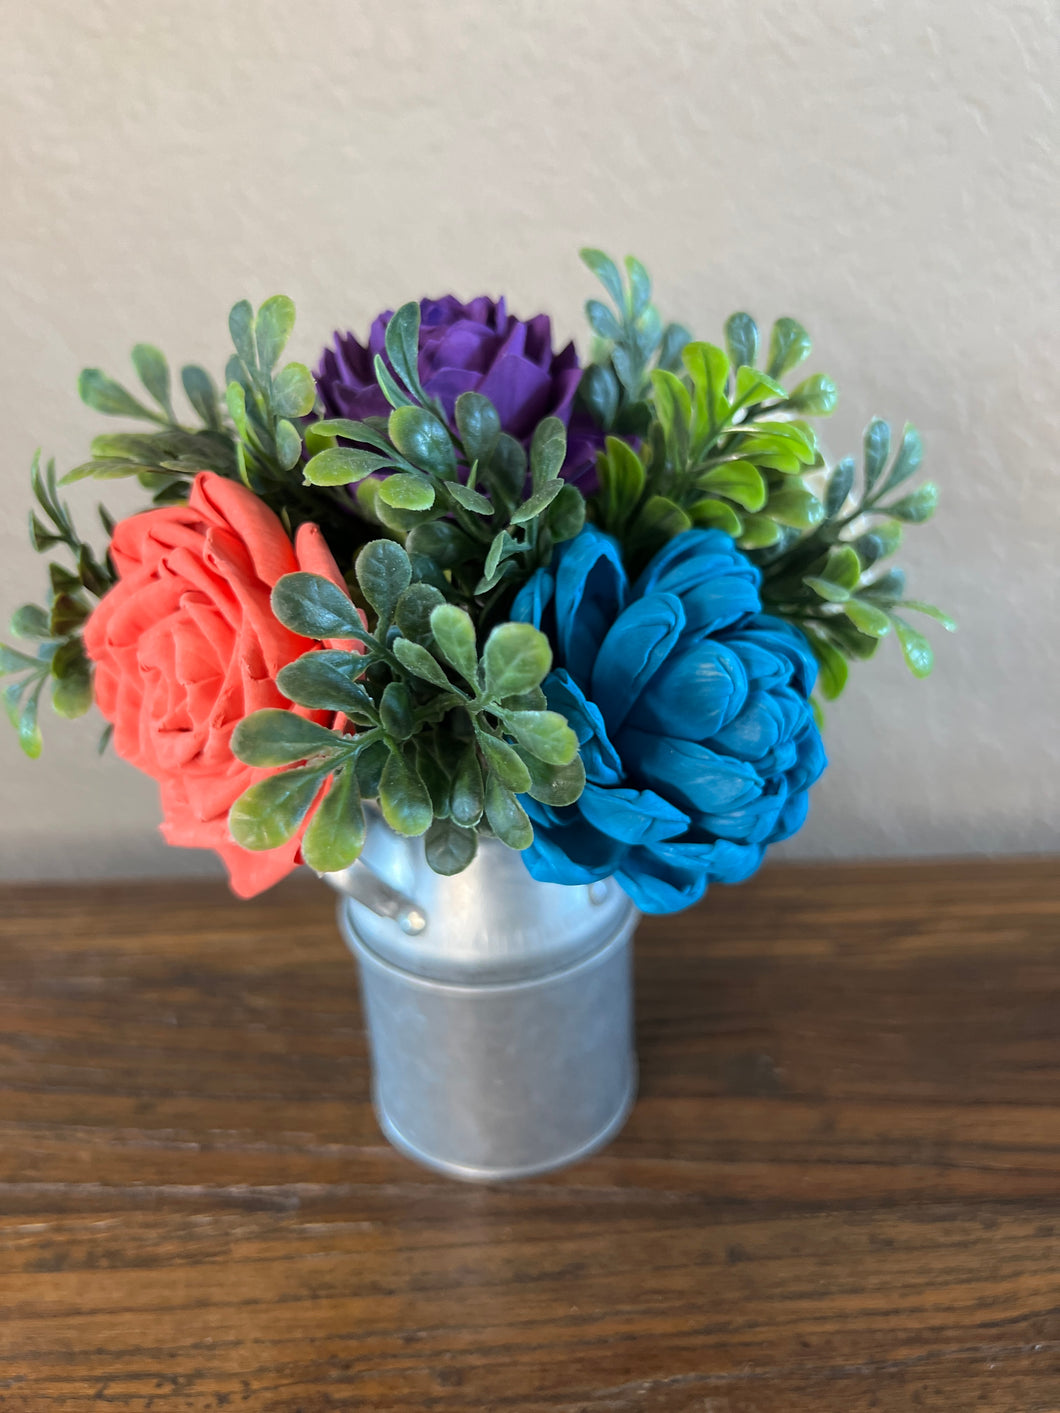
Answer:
[315,296,602,487]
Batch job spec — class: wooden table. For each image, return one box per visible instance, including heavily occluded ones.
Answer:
[1,860,1059,1411]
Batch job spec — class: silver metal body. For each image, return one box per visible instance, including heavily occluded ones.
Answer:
[326,815,639,1182]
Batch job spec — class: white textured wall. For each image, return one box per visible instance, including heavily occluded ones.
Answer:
[1,0,1057,881]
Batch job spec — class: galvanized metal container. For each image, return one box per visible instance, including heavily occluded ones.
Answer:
[324,814,639,1181]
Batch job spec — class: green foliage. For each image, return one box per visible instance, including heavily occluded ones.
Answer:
[583,275,829,573]
[1,455,116,757]
[755,419,953,705]
[576,253,949,701]
[227,540,585,877]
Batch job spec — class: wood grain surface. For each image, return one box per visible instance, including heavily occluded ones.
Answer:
[1,858,1059,1411]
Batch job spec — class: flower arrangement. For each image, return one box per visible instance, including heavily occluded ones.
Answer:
[3,251,951,911]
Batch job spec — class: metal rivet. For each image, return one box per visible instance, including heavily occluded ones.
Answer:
[588,882,609,906]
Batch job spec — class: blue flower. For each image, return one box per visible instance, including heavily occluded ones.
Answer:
[511,525,827,914]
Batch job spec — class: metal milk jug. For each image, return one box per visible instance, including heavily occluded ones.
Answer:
[325,811,639,1181]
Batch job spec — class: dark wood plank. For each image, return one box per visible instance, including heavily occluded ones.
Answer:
[0,859,1058,1410]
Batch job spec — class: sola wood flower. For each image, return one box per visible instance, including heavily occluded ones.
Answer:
[84,473,362,897]
[316,295,602,487]
[512,525,827,913]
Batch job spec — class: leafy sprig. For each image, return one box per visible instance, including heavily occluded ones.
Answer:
[757,419,954,694]
[1,455,115,756]
[227,538,584,875]
[575,248,691,436]
[579,253,951,693]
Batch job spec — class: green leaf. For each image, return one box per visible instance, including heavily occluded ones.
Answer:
[50,594,89,637]
[130,344,173,419]
[0,643,42,674]
[181,365,222,430]
[826,618,881,661]
[786,373,838,416]
[484,773,533,850]
[881,424,923,496]
[599,437,646,526]
[578,364,620,429]
[641,495,693,540]
[843,599,892,637]
[394,583,446,644]
[862,418,891,494]
[373,353,416,410]
[476,728,532,792]
[485,433,528,507]
[547,484,586,543]
[225,381,248,439]
[388,405,456,477]
[454,392,501,465]
[724,312,759,370]
[271,573,368,642]
[445,481,493,515]
[767,483,825,529]
[231,709,349,767]
[689,498,742,536]
[424,817,478,876]
[379,682,414,741]
[379,748,433,836]
[276,651,375,719]
[580,247,625,308]
[228,300,258,375]
[859,568,907,603]
[824,456,855,517]
[855,520,903,566]
[765,317,812,379]
[10,604,51,640]
[658,323,691,372]
[892,615,934,678]
[377,472,435,511]
[51,657,93,718]
[355,539,412,625]
[18,683,44,759]
[78,369,161,423]
[354,737,388,797]
[254,295,296,371]
[406,520,475,569]
[696,461,766,511]
[804,629,848,701]
[392,636,454,691]
[301,766,366,874]
[273,362,316,419]
[482,622,551,698]
[503,710,578,766]
[886,482,938,523]
[510,480,564,526]
[682,342,731,431]
[450,746,485,827]
[520,751,586,808]
[304,446,398,486]
[383,302,423,399]
[430,604,479,685]
[310,418,397,451]
[738,514,783,549]
[822,544,862,590]
[529,416,567,488]
[625,255,651,317]
[586,299,622,341]
[734,366,787,406]
[274,419,302,471]
[804,576,850,604]
[898,600,956,632]
[228,765,325,851]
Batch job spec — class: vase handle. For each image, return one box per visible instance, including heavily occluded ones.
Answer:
[319,861,428,936]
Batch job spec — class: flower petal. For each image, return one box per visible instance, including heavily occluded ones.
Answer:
[626,639,748,741]
[590,592,685,735]
[577,782,690,847]
[621,727,764,814]
[553,526,628,684]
